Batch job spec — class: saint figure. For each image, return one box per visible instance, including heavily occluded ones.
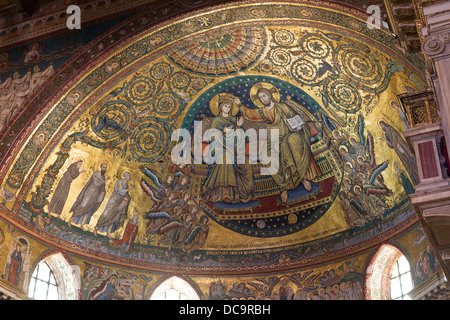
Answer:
[7,243,22,286]
[68,163,109,229]
[379,120,419,185]
[111,210,140,252]
[94,172,133,236]
[48,160,85,216]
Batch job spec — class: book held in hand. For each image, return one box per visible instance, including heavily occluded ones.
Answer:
[287,115,305,129]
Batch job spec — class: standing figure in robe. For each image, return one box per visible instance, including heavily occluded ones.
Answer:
[68,163,109,229]
[184,215,209,254]
[238,84,321,203]
[111,210,140,252]
[94,171,134,237]
[394,161,415,195]
[379,120,419,185]
[7,243,22,286]
[48,160,85,217]
[201,93,255,203]
[390,100,410,130]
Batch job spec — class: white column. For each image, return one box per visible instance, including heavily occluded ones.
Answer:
[422,1,450,161]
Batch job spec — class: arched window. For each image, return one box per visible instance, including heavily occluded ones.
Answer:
[390,254,413,300]
[28,252,81,300]
[365,244,414,300]
[149,276,201,300]
[28,261,58,300]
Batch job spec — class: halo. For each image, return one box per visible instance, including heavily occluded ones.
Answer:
[378,119,388,131]
[183,213,192,221]
[181,191,191,199]
[343,177,351,186]
[348,133,360,143]
[189,204,198,213]
[332,129,342,138]
[121,169,132,178]
[67,158,85,170]
[109,275,118,282]
[167,190,175,198]
[338,145,348,154]
[173,206,183,214]
[357,172,366,179]
[98,162,109,170]
[249,82,280,108]
[344,161,353,169]
[209,93,239,116]
[390,100,399,108]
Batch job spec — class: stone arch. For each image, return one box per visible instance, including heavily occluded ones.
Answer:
[364,243,413,300]
[30,251,81,300]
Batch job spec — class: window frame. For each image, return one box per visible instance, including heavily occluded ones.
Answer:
[389,255,413,300]
[149,276,201,300]
[365,244,415,300]
[28,261,59,300]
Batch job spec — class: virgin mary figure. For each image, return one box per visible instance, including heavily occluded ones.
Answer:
[201,93,255,203]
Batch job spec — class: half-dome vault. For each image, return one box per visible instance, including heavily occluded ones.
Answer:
[0,1,426,277]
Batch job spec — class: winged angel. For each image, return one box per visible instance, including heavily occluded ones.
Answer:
[352,113,390,196]
[139,166,209,252]
[336,114,392,226]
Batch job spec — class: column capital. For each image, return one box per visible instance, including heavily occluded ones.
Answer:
[420,1,450,58]
[422,32,450,58]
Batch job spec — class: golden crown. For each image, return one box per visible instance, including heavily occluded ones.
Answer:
[218,93,235,105]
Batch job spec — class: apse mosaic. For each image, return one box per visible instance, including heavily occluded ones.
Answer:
[0,1,426,273]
